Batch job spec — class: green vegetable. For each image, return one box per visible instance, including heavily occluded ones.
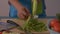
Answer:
[32,0,43,15]
[32,0,37,16]
[36,0,43,15]
[17,0,47,34]
[23,0,47,32]
[27,19,47,32]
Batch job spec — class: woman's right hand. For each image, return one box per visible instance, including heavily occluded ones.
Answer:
[17,7,30,19]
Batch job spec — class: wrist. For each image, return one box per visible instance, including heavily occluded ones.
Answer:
[17,6,25,10]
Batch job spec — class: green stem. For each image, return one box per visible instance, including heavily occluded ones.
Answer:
[23,15,31,29]
[32,0,37,16]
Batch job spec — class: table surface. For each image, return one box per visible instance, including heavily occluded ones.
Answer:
[0,18,50,34]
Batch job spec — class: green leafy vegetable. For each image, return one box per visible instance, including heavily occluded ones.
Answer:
[23,0,47,32]
[17,0,47,34]
[36,0,43,15]
[26,18,47,32]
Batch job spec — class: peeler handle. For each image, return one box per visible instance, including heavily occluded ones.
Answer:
[7,20,19,26]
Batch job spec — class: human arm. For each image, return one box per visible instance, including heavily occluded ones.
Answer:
[9,0,30,19]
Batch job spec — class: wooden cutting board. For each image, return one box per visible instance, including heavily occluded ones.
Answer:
[0,18,50,34]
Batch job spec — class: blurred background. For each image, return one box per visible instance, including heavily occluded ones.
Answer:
[0,0,60,17]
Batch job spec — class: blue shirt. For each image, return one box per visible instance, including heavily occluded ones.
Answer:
[9,0,46,18]
[9,0,32,18]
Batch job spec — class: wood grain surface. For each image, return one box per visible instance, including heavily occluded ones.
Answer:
[0,18,50,34]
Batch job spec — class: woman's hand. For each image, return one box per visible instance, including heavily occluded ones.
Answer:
[17,7,30,19]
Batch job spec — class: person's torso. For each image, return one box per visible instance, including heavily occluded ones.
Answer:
[18,0,32,11]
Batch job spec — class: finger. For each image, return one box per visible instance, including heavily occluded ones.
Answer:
[20,14,25,19]
[22,11,29,19]
[24,8,30,16]
[24,8,30,14]
[18,13,25,19]
[22,11,27,16]
[22,14,28,19]
[22,11,28,19]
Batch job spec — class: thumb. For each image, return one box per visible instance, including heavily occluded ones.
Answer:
[24,8,30,15]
